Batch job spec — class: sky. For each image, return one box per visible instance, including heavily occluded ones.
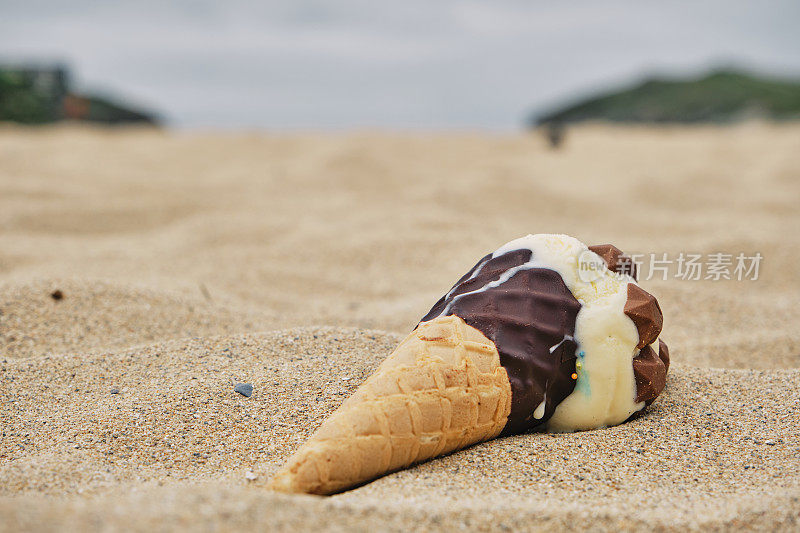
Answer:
[2,0,799,129]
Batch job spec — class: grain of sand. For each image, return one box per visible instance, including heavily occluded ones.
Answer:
[1,124,799,531]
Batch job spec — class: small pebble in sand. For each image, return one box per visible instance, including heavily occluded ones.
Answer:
[234,383,253,398]
[50,289,64,301]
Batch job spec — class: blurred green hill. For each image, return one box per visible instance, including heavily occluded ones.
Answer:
[0,65,158,125]
[534,69,800,126]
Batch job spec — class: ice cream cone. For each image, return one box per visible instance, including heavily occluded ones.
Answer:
[270,234,668,494]
[269,315,512,495]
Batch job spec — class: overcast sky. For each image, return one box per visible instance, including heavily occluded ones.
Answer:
[2,0,799,129]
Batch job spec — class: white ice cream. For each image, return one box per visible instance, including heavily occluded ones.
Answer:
[490,234,643,431]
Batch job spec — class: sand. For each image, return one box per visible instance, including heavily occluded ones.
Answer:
[1,123,799,531]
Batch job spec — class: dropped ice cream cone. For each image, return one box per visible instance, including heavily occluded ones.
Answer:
[270,234,668,494]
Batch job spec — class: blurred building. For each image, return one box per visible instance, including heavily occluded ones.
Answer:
[0,64,158,125]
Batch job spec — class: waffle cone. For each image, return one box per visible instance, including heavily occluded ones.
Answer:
[269,315,512,495]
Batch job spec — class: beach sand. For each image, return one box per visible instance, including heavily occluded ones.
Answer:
[1,123,798,531]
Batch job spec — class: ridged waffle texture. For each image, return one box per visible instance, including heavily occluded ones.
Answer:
[269,315,512,495]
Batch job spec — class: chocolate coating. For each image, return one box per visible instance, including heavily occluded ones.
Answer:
[632,344,667,405]
[588,244,638,280]
[420,249,581,434]
[657,338,670,372]
[590,243,669,406]
[624,284,663,349]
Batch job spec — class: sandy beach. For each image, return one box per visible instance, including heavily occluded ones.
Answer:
[1,124,799,531]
